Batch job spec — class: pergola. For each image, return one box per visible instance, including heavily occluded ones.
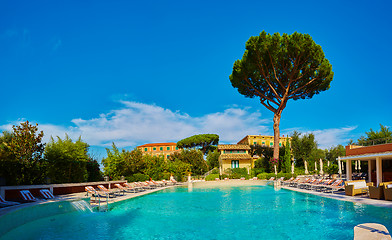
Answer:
[338,144,392,186]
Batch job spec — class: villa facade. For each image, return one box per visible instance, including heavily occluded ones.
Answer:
[137,142,180,160]
[237,135,291,147]
[218,144,253,175]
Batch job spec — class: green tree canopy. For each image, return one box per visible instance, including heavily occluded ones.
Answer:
[358,124,392,145]
[176,134,219,155]
[169,149,208,175]
[5,121,46,184]
[291,131,318,168]
[44,135,91,183]
[206,150,220,170]
[230,31,333,161]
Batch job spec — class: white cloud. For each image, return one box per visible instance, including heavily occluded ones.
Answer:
[0,101,357,150]
[0,101,270,148]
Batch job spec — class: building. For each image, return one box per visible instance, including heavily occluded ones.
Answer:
[237,135,291,147]
[338,143,392,186]
[217,144,253,174]
[137,142,180,160]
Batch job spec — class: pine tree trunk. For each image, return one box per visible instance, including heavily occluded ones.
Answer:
[273,113,281,162]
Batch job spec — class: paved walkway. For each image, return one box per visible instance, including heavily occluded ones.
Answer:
[281,185,392,208]
[0,183,183,216]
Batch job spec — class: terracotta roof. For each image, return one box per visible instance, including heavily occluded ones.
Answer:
[220,153,252,160]
[137,142,177,147]
[218,144,251,150]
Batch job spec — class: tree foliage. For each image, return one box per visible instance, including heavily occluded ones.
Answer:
[206,150,220,170]
[357,124,392,146]
[230,31,333,161]
[3,121,46,185]
[176,134,219,155]
[169,149,208,175]
[283,138,291,173]
[291,131,318,169]
[44,135,92,183]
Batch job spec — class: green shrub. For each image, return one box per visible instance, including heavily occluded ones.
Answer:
[205,174,220,181]
[225,168,249,179]
[127,173,150,182]
[211,168,219,174]
[221,174,229,179]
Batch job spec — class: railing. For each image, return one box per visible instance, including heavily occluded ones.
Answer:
[356,137,392,146]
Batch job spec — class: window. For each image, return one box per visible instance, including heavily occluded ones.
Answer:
[253,142,257,145]
[167,147,170,150]
[160,147,163,151]
[270,142,273,146]
[144,148,148,152]
[176,147,178,150]
[153,147,156,151]
[262,142,265,145]
[231,160,239,168]
[279,143,282,146]
[167,155,170,159]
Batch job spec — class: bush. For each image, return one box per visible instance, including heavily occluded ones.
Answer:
[211,168,219,174]
[251,168,265,177]
[226,168,249,179]
[205,174,220,181]
[257,172,296,180]
[127,173,150,182]
[326,164,339,174]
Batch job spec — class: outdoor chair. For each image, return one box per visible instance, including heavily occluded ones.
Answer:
[124,182,143,192]
[97,185,118,197]
[324,179,344,193]
[39,189,55,199]
[0,195,20,207]
[114,183,128,195]
[20,190,37,202]
[369,181,392,200]
[344,180,373,196]
[383,183,392,201]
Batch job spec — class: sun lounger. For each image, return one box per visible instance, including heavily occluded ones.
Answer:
[267,177,275,181]
[289,178,301,187]
[324,179,344,193]
[20,190,37,202]
[114,183,129,195]
[307,179,323,190]
[282,177,294,186]
[298,178,312,189]
[97,185,118,197]
[170,179,178,185]
[40,189,55,199]
[0,195,20,207]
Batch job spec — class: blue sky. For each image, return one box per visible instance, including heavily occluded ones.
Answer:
[1,0,391,159]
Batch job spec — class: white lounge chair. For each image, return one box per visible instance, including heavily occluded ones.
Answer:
[20,190,37,202]
[0,195,20,207]
[40,189,55,199]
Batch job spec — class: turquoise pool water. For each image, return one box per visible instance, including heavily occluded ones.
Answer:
[1,185,392,240]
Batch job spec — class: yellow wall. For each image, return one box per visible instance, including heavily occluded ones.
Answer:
[238,135,291,147]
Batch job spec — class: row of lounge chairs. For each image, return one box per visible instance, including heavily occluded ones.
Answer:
[85,180,178,198]
[281,177,344,193]
[0,189,55,208]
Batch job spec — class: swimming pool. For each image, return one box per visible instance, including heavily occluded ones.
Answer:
[1,185,391,239]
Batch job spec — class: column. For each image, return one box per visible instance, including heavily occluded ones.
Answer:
[368,160,372,184]
[346,160,352,180]
[376,157,382,186]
